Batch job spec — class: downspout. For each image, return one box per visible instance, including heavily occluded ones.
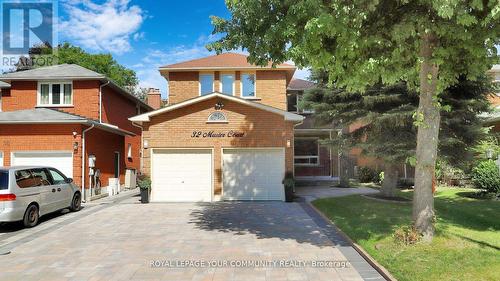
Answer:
[131,121,144,173]
[99,81,111,123]
[81,124,95,202]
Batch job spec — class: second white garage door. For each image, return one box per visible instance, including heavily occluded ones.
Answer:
[151,149,212,202]
[11,151,73,178]
[222,148,285,201]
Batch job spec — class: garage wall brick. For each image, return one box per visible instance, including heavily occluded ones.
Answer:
[141,97,295,195]
[0,124,83,187]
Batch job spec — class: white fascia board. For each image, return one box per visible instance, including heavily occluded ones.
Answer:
[129,92,304,123]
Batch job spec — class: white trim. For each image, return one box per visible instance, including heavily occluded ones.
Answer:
[294,137,320,166]
[150,147,214,202]
[129,92,304,123]
[0,151,3,166]
[199,72,215,96]
[219,72,235,96]
[37,81,73,107]
[239,71,256,99]
[221,147,286,201]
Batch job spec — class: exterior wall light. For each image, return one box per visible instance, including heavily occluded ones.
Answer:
[143,140,149,149]
[73,142,79,150]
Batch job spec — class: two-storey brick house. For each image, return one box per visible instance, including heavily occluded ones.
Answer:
[130,53,304,202]
[0,64,152,200]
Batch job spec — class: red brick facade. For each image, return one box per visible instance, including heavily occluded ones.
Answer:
[0,79,147,191]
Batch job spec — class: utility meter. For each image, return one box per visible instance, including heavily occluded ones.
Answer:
[88,154,96,168]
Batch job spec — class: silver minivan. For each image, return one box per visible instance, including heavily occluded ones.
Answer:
[0,166,81,227]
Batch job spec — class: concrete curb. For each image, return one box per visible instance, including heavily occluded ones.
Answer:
[360,194,411,204]
[307,201,398,281]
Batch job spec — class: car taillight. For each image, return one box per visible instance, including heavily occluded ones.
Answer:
[0,194,16,201]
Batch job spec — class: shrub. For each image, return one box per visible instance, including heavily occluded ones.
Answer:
[471,160,500,195]
[358,167,377,183]
[393,225,421,245]
[137,175,151,190]
[398,178,415,188]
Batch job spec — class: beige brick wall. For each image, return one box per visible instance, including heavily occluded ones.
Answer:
[141,97,295,195]
[166,70,288,110]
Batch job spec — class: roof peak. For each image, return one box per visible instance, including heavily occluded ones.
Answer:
[160,52,295,70]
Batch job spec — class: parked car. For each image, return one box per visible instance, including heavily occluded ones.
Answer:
[0,166,81,227]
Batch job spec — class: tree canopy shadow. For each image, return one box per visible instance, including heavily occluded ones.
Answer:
[189,201,350,248]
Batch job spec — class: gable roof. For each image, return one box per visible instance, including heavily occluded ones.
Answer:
[0,64,105,80]
[0,64,152,111]
[287,79,316,91]
[0,108,135,136]
[129,92,304,123]
[160,53,295,70]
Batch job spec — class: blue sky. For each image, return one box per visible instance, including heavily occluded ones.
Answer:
[53,0,309,97]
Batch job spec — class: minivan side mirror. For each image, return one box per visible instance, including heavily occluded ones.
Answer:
[65,178,73,184]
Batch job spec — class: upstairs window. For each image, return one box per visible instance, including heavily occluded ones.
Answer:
[241,73,256,98]
[38,82,72,106]
[220,73,234,95]
[199,73,214,95]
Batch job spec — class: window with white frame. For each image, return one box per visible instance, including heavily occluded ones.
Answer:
[199,73,214,95]
[294,138,319,165]
[38,82,73,106]
[127,143,132,158]
[240,73,256,98]
[220,73,234,95]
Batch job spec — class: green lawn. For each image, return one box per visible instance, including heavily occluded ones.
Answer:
[313,187,500,281]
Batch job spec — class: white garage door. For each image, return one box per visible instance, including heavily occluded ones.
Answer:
[223,148,285,201]
[0,152,3,166]
[151,149,212,202]
[11,151,73,178]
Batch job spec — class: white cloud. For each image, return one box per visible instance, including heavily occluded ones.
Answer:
[133,36,217,97]
[59,0,144,54]
[293,68,311,80]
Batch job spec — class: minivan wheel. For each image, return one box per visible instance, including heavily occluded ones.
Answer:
[69,193,81,212]
[23,204,39,228]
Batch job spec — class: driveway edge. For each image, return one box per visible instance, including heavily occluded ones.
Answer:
[307,201,398,281]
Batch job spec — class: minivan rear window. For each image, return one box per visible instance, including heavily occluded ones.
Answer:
[0,171,8,190]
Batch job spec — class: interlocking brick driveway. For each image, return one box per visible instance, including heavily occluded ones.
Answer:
[0,194,383,281]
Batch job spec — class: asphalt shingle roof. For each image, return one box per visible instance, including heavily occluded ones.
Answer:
[287,78,316,91]
[0,64,105,80]
[160,53,295,69]
[0,108,86,123]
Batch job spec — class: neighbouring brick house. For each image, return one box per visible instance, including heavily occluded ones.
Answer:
[486,65,500,132]
[130,53,304,202]
[0,64,152,200]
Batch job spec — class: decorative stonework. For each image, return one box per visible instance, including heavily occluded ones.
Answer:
[207,111,227,123]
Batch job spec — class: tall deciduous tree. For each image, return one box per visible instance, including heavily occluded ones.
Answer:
[208,0,500,241]
[301,74,493,196]
[16,43,139,89]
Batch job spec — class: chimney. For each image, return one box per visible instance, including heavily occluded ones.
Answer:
[147,88,161,110]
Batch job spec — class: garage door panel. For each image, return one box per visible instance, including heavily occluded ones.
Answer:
[11,151,73,178]
[223,149,285,201]
[152,149,212,202]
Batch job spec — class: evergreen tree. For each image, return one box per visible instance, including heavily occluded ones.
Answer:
[301,74,494,196]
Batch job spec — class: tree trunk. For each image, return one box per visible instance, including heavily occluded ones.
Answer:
[381,164,399,197]
[413,33,441,242]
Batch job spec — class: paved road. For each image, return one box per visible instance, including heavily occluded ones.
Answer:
[0,191,383,281]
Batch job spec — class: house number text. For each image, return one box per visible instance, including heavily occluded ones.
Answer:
[191,130,245,138]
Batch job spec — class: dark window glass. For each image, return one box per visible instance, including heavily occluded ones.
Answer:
[52,84,61,104]
[294,139,319,156]
[48,168,67,185]
[15,170,35,188]
[31,168,52,186]
[0,171,8,190]
[287,92,298,112]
